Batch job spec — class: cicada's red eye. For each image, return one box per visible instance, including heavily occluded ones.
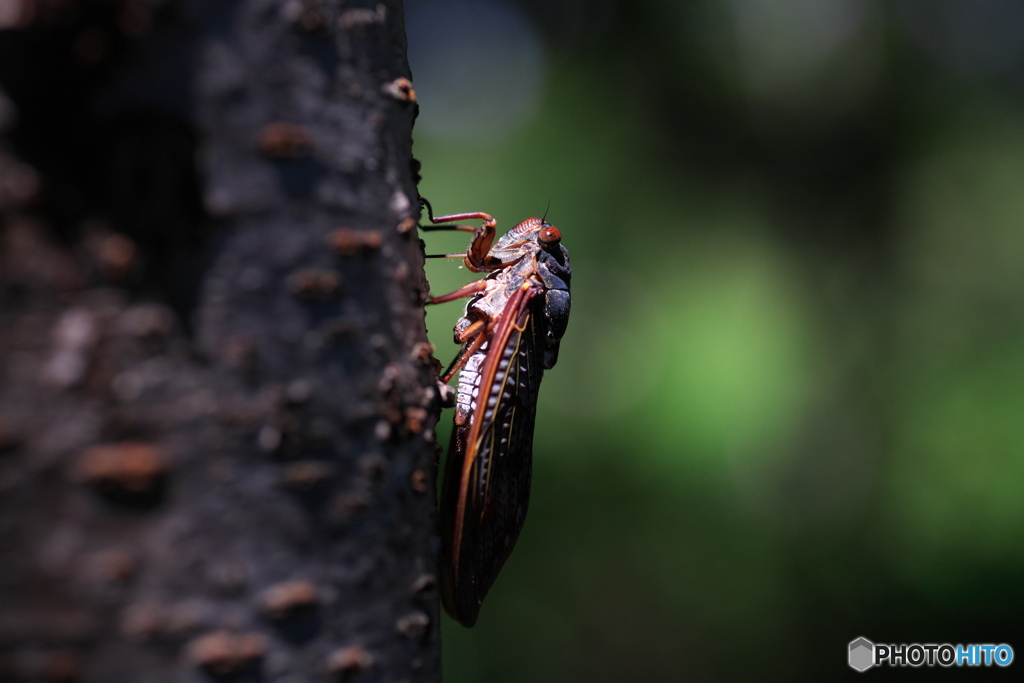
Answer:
[537,226,561,247]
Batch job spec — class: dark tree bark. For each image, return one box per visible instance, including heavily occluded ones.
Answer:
[0,1,441,681]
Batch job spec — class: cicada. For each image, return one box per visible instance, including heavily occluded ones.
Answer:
[421,199,571,627]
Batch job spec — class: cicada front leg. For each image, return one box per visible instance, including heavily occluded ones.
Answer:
[419,198,501,271]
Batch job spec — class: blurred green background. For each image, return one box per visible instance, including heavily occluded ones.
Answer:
[408,0,1024,679]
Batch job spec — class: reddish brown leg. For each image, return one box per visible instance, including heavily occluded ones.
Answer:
[454,319,486,343]
[426,279,487,305]
[420,198,499,272]
[419,223,479,234]
[440,320,488,383]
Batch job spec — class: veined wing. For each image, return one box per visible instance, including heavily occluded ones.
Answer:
[440,282,547,626]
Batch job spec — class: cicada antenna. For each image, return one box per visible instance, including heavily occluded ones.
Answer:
[541,200,551,223]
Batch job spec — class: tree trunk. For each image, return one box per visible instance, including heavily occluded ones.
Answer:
[0,1,441,681]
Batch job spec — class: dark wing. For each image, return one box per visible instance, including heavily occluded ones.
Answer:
[439,283,547,626]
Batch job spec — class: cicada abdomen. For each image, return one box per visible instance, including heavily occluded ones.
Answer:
[422,202,571,626]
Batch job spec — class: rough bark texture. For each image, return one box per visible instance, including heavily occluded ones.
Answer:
[0,1,441,681]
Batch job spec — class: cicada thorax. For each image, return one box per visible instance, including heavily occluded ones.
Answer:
[533,246,571,369]
[488,217,544,257]
[421,202,571,627]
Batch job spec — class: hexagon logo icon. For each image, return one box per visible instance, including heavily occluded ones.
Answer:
[849,637,874,672]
